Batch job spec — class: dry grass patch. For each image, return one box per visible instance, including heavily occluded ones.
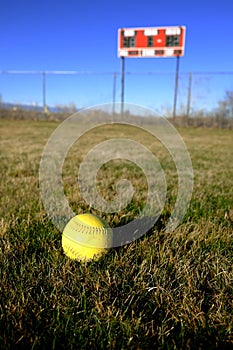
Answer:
[0,119,232,349]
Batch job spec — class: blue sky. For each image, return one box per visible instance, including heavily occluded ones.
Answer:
[0,0,233,111]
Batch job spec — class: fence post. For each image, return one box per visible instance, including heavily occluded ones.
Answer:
[42,71,48,114]
[112,72,117,115]
[186,72,192,118]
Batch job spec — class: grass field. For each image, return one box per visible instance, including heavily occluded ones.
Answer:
[0,117,233,349]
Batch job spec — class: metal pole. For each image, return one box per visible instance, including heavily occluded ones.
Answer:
[112,72,117,115]
[173,55,180,119]
[186,72,192,118]
[121,57,125,117]
[42,71,47,114]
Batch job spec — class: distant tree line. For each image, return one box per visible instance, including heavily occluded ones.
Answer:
[0,91,233,128]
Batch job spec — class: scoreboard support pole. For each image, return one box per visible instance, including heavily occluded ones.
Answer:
[173,55,180,119]
[121,57,125,116]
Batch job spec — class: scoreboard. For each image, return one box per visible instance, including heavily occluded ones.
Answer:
[118,26,186,58]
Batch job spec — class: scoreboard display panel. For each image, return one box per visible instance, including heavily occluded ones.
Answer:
[118,26,186,58]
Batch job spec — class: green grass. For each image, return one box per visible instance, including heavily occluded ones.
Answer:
[0,119,232,349]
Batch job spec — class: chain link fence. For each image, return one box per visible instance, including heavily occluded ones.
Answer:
[0,70,233,120]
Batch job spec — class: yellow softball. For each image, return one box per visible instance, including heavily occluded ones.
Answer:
[62,213,112,262]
